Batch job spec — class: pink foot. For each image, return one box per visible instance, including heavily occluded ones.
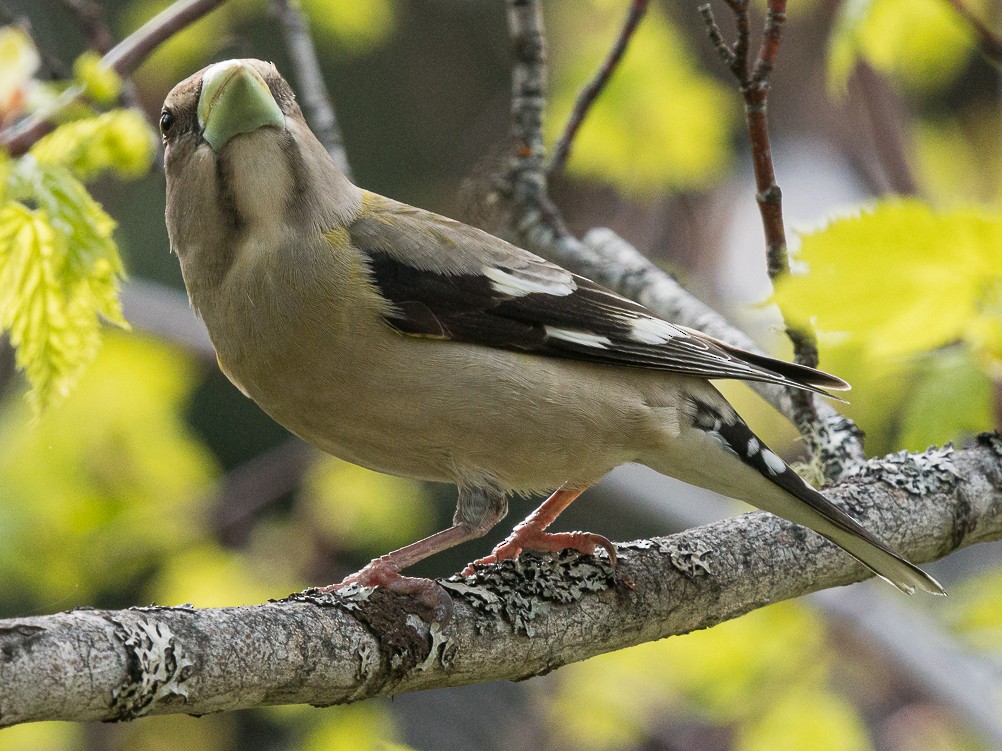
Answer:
[462,529,617,576]
[315,558,453,621]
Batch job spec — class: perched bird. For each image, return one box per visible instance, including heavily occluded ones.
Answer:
[162,59,943,599]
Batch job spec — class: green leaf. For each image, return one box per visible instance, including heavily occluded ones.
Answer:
[29,109,156,181]
[735,689,873,751]
[546,3,735,197]
[0,159,129,414]
[826,0,976,95]
[72,50,122,105]
[775,199,1002,361]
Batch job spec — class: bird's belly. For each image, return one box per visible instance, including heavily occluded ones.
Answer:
[220,326,655,492]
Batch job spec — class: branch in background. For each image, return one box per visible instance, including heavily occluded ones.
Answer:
[698,0,824,437]
[1,439,998,725]
[272,0,353,179]
[845,62,918,197]
[943,0,1002,65]
[498,0,864,476]
[0,3,69,80]
[209,436,315,541]
[546,0,650,176]
[59,0,114,54]
[0,0,231,156]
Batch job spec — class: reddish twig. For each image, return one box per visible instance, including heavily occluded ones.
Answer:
[943,0,1002,64]
[698,0,821,432]
[546,0,650,176]
[0,0,230,156]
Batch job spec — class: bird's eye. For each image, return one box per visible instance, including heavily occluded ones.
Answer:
[160,110,175,136]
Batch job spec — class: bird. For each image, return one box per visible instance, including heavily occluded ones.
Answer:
[161,58,944,601]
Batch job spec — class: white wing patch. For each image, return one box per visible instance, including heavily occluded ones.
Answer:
[483,266,576,298]
[626,315,686,345]
[544,327,612,348]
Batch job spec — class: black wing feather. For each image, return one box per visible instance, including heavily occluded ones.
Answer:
[355,218,848,396]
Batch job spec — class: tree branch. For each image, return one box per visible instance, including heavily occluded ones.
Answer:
[546,0,650,177]
[698,1,825,437]
[1,439,998,725]
[271,0,352,178]
[0,0,230,156]
[496,0,864,479]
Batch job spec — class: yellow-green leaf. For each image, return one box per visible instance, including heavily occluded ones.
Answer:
[898,348,994,452]
[0,25,39,119]
[299,458,433,555]
[29,109,157,181]
[302,0,397,54]
[775,199,1002,361]
[736,689,873,751]
[827,0,977,95]
[73,50,122,105]
[547,3,734,197]
[0,158,131,413]
[0,334,217,600]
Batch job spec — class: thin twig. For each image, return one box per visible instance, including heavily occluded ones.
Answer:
[271,0,353,179]
[943,0,1002,64]
[505,0,549,201]
[496,0,863,472]
[0,0,230,156]
[547,0,650,176]
[698,1,823,436]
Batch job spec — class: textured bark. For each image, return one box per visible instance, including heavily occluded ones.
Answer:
[2,439,999,726]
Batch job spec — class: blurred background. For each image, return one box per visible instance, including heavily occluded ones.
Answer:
[0,0,1001,749]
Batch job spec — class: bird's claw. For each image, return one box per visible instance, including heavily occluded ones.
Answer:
[317,558,454,623]
[462,529,617,576]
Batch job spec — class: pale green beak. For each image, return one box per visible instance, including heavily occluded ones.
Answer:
[197,60,285,152]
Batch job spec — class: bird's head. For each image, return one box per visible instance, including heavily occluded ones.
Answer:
[162,59,360,286]
[161,59,297,176]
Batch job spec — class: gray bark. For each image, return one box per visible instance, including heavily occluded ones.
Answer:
[1,439,999,726]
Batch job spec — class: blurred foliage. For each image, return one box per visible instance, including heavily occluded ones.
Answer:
[122,0,397,90]
[949,564,1002,651]
[775,199,1002,451]
[914,111,1002,210]
[827,0,980,95]
[0,1,998,749]
[299,458,434,557]
[301,0,397,54]
[546,1,735,197]
[541,602,872,750]
[0,334,215,605]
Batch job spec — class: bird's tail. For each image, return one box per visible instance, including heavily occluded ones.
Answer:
[672,389,945,596]
[758,471,946,596]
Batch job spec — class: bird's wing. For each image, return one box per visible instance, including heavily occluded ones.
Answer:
[347,192,848,395]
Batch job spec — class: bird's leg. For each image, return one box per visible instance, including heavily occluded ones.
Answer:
[322,485,508,598]
[332,524,481,591]
[463,486,616,574]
